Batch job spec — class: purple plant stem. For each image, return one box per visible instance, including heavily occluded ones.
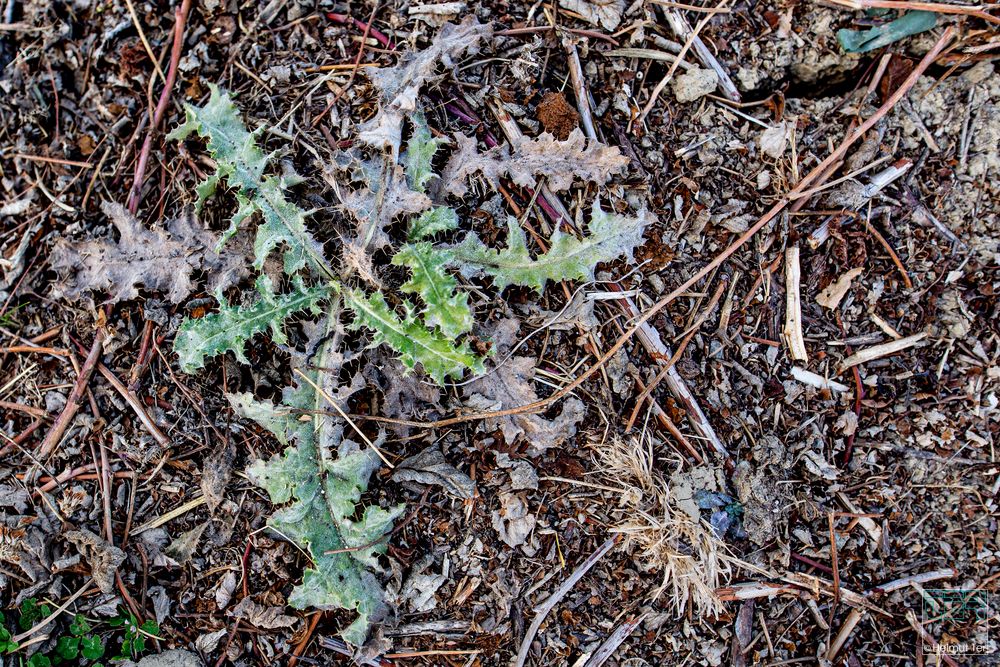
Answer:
[326,12,396,50]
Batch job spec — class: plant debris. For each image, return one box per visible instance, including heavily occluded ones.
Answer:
[3,1,999,665]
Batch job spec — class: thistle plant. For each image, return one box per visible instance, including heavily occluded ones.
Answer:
[170,82,652,644]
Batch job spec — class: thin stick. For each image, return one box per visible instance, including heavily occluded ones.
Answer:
[826,0,1000,25]
[658,6,741,102]
[0,345,68,356]
[827,608,864,660]
[649,0,731,12]
[904,610,961,667]
[9,154,94,168]
[496,25,620,46]
[566,42,597,141]
[0,400,46,418]
[638,0,732,124]
[287,613,322,667]
[624,277,726,431]
[37,330,105,459]
[126,0,191,213]
[866,221,913,289]
[868,568,956,595]
[582,614,646,667]
[11,582,93,643]
[840,332,927,370]
[93,360,171,449]
[312,1,380,126]
[515,536,618,667]
[783,246,809,362]
[294,369,394,468]
[123,0,166,83]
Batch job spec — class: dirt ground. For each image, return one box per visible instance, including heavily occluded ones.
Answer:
[1,0,999,666]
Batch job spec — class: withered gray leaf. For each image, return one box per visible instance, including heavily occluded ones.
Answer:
[51,201,250,304]
[392,447,476,499]
[559,0,624,31]
[66,528,126,594]
[357,16,492,158]
[201,436,236,513]
[464,355,586,455]
[229,597,298,629]
[491,491,535,548]
[165,523,208,565]
[327,155,431,252]
[364,352,442,437]
[441,128,628,196]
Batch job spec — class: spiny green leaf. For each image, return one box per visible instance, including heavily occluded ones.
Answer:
[407,206,458,241]
[169,84,333,278]
[392,242,473,337]
[174,275,329,372]
[343,288,483,384]
[450,200,654,292]
[235,327,402,646]
[403,113,446,193]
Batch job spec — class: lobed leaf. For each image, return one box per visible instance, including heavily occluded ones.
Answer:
[51,202,250,304]
[402,113,446,193]
[343,288,483,384]
[450,200,654,291]
[236,327,402,646]
[357,16,492,158]
[440,129,629,196]
[407,206,459,241]
[169,85,334,279]
[392,242,473,337]
[173,275,328,372]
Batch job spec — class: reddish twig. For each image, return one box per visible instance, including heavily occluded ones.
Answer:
[0,417,46,458]
[287,614,321,667]
[0,400,46,419]
[312,2,381,126]
[70,338,171,448]
[326,12,395,49]
[126,0,192,213]
[791,552,835,575]
[37,329,105,459]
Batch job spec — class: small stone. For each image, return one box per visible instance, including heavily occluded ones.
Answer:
[759,121,789,159]
[963,61,994,84]
[672,68,719,103]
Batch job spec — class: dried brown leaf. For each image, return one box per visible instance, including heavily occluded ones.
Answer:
[230,597,298,629]
[491,491,535,548]
[201,436,236,512]
[392,447,476,499]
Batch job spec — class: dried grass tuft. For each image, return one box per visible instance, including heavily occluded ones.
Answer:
[591,434,736,616]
